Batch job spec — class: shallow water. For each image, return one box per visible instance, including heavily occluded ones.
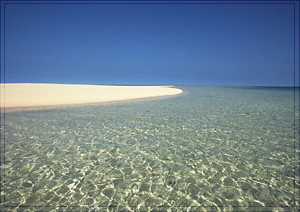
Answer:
[0,86,299,211]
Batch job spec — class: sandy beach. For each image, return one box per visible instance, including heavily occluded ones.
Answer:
[0,83,183,111]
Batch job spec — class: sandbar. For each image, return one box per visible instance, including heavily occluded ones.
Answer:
[0,83,183,111]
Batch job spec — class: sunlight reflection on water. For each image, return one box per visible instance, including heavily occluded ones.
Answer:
[1,86,299,211]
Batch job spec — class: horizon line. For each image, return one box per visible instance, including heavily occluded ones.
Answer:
[0,82,298,87]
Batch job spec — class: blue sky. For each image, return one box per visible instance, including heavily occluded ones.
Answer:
[3,2,297,86]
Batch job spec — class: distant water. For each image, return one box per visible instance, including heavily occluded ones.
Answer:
[1,86,299,211]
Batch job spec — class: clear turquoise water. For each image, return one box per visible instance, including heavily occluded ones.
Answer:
[0,86,299,211]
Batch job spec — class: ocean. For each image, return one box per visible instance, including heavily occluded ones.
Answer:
[1,86,299,211]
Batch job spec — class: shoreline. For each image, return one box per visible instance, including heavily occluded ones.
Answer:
[0,83,183,112]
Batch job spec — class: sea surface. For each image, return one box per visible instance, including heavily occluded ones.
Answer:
[0,86,299,211]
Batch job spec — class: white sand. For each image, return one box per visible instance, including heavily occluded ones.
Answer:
[0,83,183,110]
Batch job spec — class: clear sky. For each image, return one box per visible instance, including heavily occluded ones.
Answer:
[3,2,297,86]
